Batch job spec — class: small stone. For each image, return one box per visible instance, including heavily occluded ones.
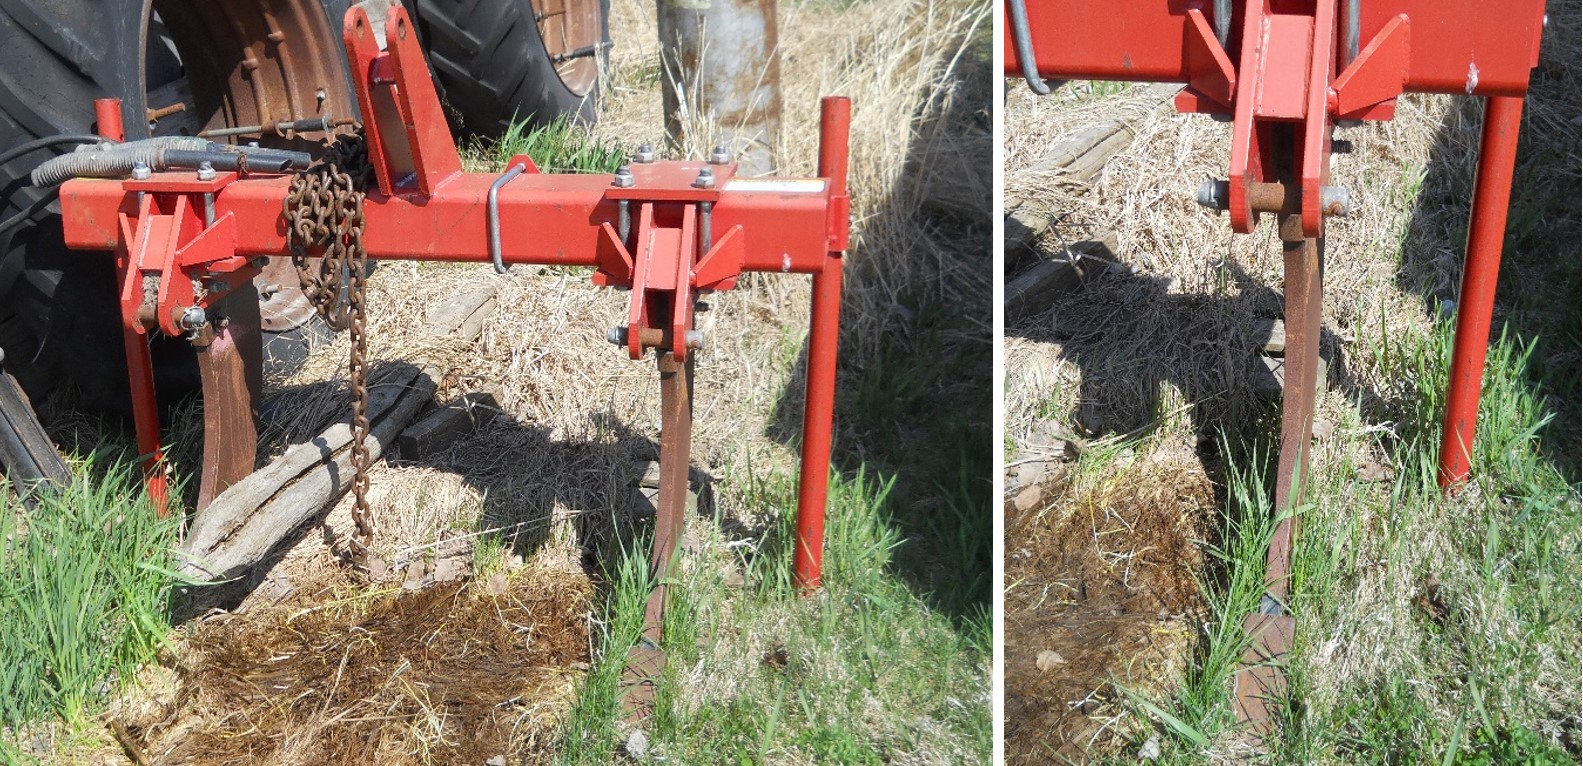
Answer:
[403,559,429,591]
[432,556,467,583]
[486,756,507,766]
[1035,650,1066,672]
[1010,460,1056,490]
[1357,459,1394,483]
[1011,483,1043,513]
[1139,733,1162,759]
[624,729,650,760]
[1312,419,1335,441]
[485,573,509,596]
[722,563,746,588]
[508,554,524,569]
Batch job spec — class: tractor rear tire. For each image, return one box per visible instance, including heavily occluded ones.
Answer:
[410,0,610,134]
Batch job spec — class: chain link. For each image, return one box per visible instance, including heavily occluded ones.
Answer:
[283,134,375,561]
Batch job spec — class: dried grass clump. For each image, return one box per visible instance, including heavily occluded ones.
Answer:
[123,567,592,766]
[1004,451,1213,761]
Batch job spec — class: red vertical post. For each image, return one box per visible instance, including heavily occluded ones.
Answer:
[94,98,124,142]
[121,326,167,512]
[793,96,850,591]
[1439,95,1525,490]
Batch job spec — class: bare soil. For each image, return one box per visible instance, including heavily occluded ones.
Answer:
[1003,455,1214,763]
[111,567,591,766]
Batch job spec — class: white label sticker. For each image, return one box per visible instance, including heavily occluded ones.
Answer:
[724,178,827,194]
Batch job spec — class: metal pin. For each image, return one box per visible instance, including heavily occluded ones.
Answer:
[699,201,713,250]
[488,162,528,274]
[618,199,631,242]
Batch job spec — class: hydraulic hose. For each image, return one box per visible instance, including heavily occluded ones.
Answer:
[0,134,113,169]
[29,136,209,186]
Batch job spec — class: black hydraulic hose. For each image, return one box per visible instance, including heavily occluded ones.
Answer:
[1007,0,1051,95]
[203,143,313,170]
[0,134,114,170]
[1214,0,1232,48]
[0,187,60,236]
[1343,0,1360,69]
[163,149,293,174]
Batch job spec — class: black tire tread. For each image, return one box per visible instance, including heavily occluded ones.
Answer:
[410,0,607,134]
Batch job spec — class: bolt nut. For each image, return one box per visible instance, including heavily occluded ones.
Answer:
[131,162,152,181]
[684,330,705,349]
[1321,186,1352,217]
[196,161,216,181]
[1196,180,1230,210]
[692,167,715,189]
[612,165,635,188]
[709,145,730,165]
[606,326,626,345]
[180,306,207,329]
[634,144,656,164]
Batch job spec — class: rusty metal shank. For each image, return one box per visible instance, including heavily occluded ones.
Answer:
[1234,216,1323,730]
[623,348,694,719]
[194,286,264,509]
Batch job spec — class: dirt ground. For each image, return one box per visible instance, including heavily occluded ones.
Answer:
[1003,446,1214,762]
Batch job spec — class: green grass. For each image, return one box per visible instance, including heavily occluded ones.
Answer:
[557,468,991,763]
[0,457,188,740]
[470,114,627,175]
[1124,316,1579,764]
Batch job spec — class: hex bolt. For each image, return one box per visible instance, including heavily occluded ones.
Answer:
[196,161,217,182]
[1196,180,1230,210]
[710,145,730,165]
[1321,186,1352,217]
[131,161,152,181]
[612,165,635,188]
[693,167,716,189]
[181,306,207,329]
[634,143,656,164]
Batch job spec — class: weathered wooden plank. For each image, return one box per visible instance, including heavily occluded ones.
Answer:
[1005,233,1120,322]
[1004,83,1179,253]
[179,285,500,581]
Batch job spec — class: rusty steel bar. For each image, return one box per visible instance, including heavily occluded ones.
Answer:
[95,98,126,142]
[792,96,850,591]
[1269,221,1324,601]
[656,0,783,174]
[1439,95,1526,489]
[1233,217,1323,730]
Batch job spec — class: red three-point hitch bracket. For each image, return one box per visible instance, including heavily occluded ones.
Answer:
[1005,0,1546,732]
[57,5,852,595]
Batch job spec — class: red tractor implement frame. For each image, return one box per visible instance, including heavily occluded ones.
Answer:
[57,4,850,708]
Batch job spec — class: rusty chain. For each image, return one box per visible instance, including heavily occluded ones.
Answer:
[283,134,375,562]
